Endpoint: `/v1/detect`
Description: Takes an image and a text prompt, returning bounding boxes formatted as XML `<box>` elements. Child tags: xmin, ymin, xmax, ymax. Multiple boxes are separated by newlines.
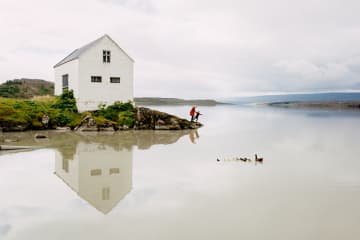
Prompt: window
<box><xmin>110</xmin><ymin>77</ymin><xmax>120</xmax><ymax>83</ymax></box>
<box><xmin>90</xmin><ymin>169</ymin><xmax>102</xmax><ymax>176</ymax></box>
<box><xmin>102</xmin><ymin>188</ymin><xmax>110</xmax><ymax>200</ymax></box>
<box><xmin>91</xmin><ymin>76</ymin><xmax>102</xmax><ymax>83</ymax></box>
<box><xmin>62</xmin><ymin>74</ymin><xmax>69</xmax><ymax>91</ymax></box>
<box><xmin>109</xmin><ymin>168</ymin><xmax>120</xmax><ymax>175</ymax></box>
<box><xmin>103</xmin><ymin>50</ymin><xmax>111</xmax><ymax>63</ymax></box>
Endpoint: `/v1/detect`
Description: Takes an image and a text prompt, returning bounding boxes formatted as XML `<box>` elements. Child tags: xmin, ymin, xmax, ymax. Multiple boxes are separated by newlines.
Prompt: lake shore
<box><xmin>263</xmin><ymin>101</ymin><xmax>360</xmax><ymax>110</ymax></box>
<box><xmin>134</xmin><ymin>97</ymin><xmax>228</xmax><ymax>106</ymax></box>
<box><xmin>0</xmin><ymin>91</ymin><xmax>202</xmax><ymax>132</ymax></box>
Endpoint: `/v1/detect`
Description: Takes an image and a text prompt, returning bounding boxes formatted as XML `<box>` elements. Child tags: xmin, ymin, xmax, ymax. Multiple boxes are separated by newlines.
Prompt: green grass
<box><xmin>0</xmin><ymin>90</ymin><xmax>135</xmax><ymax>131</ymax></box>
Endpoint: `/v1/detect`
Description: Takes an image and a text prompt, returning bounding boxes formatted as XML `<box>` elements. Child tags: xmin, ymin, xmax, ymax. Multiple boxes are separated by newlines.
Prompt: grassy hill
<box><xmin>0</xmin><ymin>78</ymin><xmax>54</xmax><ymax>98</ymax></box>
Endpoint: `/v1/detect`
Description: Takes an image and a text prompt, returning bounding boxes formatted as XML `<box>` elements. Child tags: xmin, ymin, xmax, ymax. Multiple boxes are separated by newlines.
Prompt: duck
<box><xmin>255</xmin><ymin>154</ymin><xmax>263</xmax><ymax>162</ymax></box>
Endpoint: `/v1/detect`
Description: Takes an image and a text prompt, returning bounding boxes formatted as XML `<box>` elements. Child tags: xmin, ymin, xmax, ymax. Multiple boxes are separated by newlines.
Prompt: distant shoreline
<box><xmin>134</xmin><ymin>97</ymin><xmax>229</xmax><ymax>106</ymax></box>
<box><xmin>263</xmin><ymin>101</ymin><xmax>360</xmax><ymax>110</ymax></box>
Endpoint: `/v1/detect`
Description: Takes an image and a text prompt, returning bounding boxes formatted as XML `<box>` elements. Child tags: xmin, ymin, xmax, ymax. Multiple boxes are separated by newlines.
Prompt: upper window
<box><xmin>102</xmin><ymin>187</ymin><xmax>110</xmax><ymax>200</ymax></box>
<box><xmin>103</xmin><ymin>50</ymin><xmax>111</xmax><ymax>63</ymax></box>
<box><xmin>110</xmin><ymin>77</ymin><xmax>120</xmax><ymax>83</ymax></box>
<box><xmin>91</xmin><ymin>76</ymin><xmax>102</xmax><ymax>83</ymax></box>
<box><xmin>62</xmin><ymin>74</ymin><xmax>69</xmax><ymax>91</ymax></box>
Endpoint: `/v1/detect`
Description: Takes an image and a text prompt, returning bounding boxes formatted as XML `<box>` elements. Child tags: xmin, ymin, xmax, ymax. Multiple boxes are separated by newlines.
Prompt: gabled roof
<box><xmin>54</xmin><ymin>34</ymin><xmax>134</xmax><ymax>68</ymax></box>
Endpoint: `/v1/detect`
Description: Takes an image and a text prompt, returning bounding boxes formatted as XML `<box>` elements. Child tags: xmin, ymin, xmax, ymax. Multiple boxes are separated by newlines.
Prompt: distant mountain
<box><xmin>0</xmin><ymin>79</ymin><xmax>54</xmax><ymax>98</ymax></box>
<box><xmin>134</xmin><ymin>97</ymin><xmax>226</xmax><ymax>106</ymax></box>
<box><xmin>228</xmin><ymin>92</ymin><xmax>360</xmax><ymax>104</ymax></box>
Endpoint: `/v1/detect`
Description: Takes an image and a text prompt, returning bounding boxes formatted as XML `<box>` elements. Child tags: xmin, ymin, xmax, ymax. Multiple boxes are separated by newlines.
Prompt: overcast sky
<box><xmin>1</xmin><ymin>0</ymin><xmax>360</xmax><ymax>98</ymax></box>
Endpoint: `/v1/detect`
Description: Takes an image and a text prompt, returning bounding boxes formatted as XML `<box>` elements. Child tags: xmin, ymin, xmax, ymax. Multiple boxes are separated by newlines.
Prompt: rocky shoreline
<box><xmin>0</xmin><ymin>107</ymin><xmax>202</xmax><ymax>132</ymax></box>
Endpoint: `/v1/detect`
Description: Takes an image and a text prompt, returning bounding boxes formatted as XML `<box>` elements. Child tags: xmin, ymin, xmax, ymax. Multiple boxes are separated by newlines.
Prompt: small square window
<box><xmin>91</xmin><ymin>76</ymin><xmax>102</xmax><ymax>83</ymax></box>
<box><xmin>103</xmin><ymin>50</ymin><xmax>111</xmax><ymax>63</ymax></box>
<box><xmin>110</xmin><ymin>77</ymin><xmax>120</xmax><ymax>83</ymax></box>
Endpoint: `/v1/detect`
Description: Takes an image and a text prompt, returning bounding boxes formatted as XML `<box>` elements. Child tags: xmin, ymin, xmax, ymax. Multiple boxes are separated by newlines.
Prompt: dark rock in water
<box><xmin>34</xmin><ymin>134</ymin><xmax>48</xmax><ymax>139</ymax></box>
<box><xmin>134</xmin><ymin>107</ymin><xmax>202</xmax><ymax>130</ymax></box>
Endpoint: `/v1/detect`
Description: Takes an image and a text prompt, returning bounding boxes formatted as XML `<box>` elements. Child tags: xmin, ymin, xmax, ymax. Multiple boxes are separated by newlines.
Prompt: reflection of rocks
<box><xmin>134</xmin><ymin>130</ymin><xmax>193</xmax><ymax>149</ymax></box>
<box><xmin>0</xmin><ymin>129</ymin><xmax>194</xmax><ymax>157</ymax></box>
<box><xmin>135</xmin><ymin>107</ymin><xmax>202</xmax><ymax>130</ymax></box>
<box><xmin>2</xmin><ymin>129</ymin><xmax>199</xmax><ymax>213</ymax></box>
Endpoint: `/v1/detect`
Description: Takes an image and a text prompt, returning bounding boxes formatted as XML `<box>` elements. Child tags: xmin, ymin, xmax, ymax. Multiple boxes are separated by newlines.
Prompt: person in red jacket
<box><xmin>189</xmin><ymin>106</ymin><xmax>196</xmax><ymax>122</ymax></box>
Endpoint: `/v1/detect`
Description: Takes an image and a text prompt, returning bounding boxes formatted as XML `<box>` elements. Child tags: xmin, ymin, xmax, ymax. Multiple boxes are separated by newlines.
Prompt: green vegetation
<box><xmin>0</xmin><ymin>90</ymin><xmax>135</xmax><ymax>131</ymax></box>
<box><xmin>0</xmin><ymin>79</ymin><xmax>54</xmax><ymax>98</ymax></box>
<box><xmin>94</xmin><ymin>101</ymin><xmax>135</xmax><ymax>128</ymax></box>
<box><xmin>0</xmin><ymin>81</ymin><xmax>21</xmax><ymax>98</ymax></box>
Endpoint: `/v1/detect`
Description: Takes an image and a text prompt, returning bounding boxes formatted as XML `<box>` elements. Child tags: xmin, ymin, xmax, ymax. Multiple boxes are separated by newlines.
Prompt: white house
<box><xmin>55</xmin><ymin>141</ymin><xmax>133</xmax><ymax>214</ymax></box>
<box><xmin>54</xmin><ymin>34</ymin><xmax>134</xmax><ymax>112</ymax></box>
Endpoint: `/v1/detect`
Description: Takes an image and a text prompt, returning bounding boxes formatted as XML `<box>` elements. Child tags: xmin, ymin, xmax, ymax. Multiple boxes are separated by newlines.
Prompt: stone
<box><xmin>156</xmin><ymin>119</ymin><xmax>165</xmax><ymax>125</ymax></box>
<box><xmin>155</xmin><ymin>125</ymin><xmax>170</xmax><ymax>130</ymax></box>
<box><xmin>134</xmin><ymin>107</ymin><xmax>203</xmax><ymax>130</ymax></box>
<box><xmin>98</xmin><ymin>127</ymin><xmax>115</xmax><ymax>132</ymax></box>
<box><xmin>34</xmin><ymin>134</ymin><xmax>48</xmax><ymax>139</ymax></box>
<box><xmin>56</xmin><ymin>127</ymin><xmax>71</xmax><ymax>131</ymax></box>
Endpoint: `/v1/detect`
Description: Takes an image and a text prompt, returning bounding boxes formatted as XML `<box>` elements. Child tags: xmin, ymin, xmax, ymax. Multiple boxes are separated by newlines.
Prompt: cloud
<box><xmin>0</xmin><ymin>0</ymin><xmax>360</xmax><ymax>97</ymax></box>
<box><xmin>99</xmin><ymin>0</ymin><xmax>157</xmax><ymax>13</ymax></box>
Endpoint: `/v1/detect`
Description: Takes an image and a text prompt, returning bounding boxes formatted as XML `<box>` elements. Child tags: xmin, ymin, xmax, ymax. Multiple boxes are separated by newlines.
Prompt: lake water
<box><xmin>1</xmin><ymin>105</ymin><xmax>360</xmax><ymax>240</ymax></box>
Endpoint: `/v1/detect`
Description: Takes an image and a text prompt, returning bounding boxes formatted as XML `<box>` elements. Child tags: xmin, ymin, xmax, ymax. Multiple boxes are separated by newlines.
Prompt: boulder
<box><xmin>34</xmin><ymin>133</ymin><xmax>48</xmax><ymax>139</ymax></box>
<box><xmin>134</xmin><ymin>107</ymin><xmax>202</xmax><ymax>130</ymax></box>
<box><xmin>75</xmin><ymin>115</ymin><xmax>98</xmax><ymax>131</ymax></box>
<box><xmin>75</xmin><ymin>115</ymin><xmax>116</xmax><ymax>131</ymax></box>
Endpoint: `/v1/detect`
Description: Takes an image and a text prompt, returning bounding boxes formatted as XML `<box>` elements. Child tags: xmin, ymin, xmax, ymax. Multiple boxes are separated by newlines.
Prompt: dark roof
<box><xmin>54</xmin><ymin>34</ymin><xmax>134</xmax><ymax>68</ymax></box>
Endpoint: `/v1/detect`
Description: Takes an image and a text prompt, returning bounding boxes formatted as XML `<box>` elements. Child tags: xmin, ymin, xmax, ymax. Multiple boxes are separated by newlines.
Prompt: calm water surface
<box><xmin>1</xmin><ymin>105</ymin><xmax>360</xmax><ymax>240</ymax></box>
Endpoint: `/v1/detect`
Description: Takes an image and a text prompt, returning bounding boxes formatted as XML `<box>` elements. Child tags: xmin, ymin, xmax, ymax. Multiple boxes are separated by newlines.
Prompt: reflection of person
<box><xmin>189</xmin><ymin>130</ymin><xmax>200</xmax><ymax>144</ymax></box>
<box><xmin>189</xmin><ymin>106</ymin><xmax>196</xmax><ymax>122</ymax></box>
<box><xmin>194</xmin><ymin>111</ymin><xmax>202</xmax><ymax>122</ymax></box>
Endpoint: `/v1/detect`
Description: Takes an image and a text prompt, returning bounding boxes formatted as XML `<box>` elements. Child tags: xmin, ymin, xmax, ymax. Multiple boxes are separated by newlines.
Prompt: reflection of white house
<box><xmin>55</xmin><ymin>142</ymin><xmax>132</xmax><ymax>214</ymax></box>
<box><xmin>54</xmin><ymin>34</ymin><xmax>134</xmax><ymax>112</ymax></box>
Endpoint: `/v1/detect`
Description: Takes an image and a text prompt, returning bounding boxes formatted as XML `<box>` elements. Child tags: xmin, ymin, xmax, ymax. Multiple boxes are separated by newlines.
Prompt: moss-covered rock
<box><xmin>134</xmin><ymin>107</ymin><xmax>202</xmax><ymax>130</ymax></box>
